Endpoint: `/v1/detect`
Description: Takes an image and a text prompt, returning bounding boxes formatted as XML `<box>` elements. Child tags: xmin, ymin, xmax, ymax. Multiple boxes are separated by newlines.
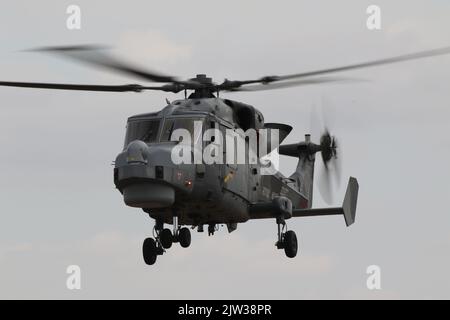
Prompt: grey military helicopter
<box><xmin>1</xmin><ymin>45</ymin><xmax>450</xmax><ymax>265</ymax></box>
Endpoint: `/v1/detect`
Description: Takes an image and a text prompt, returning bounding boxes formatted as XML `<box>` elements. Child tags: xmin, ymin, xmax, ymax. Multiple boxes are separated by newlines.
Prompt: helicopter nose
<box><xmin>114</xmin><ymin>140</ymin><xmax>176</xmax><ymax>208</ymax></box>
<box><xmin>123</xmin><ymin>181</ymin><xmax>175</xmax><ymax>209</ymax></box>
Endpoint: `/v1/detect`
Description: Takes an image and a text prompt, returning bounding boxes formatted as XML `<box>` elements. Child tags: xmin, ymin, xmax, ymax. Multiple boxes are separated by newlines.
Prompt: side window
<box><xmin>160</xmin><ymin>119</ymin><xmax>175</xmax><ymax>142</ymax></box>
<box><xmin>160</xmin><ymin>118</ymin><xmax>203</xmax><ymax>142</ymax></box>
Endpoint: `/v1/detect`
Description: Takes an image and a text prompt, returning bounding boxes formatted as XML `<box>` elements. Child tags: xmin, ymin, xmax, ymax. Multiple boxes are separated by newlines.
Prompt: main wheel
<box><xmin>178</xmin><ymin>227</ymin><xmax>191</xmax><ymax>248</ymax></box>
<box><xmin>283</xmin><ymin>230</ymin><xmax>298</xmax><ymax>258</ymax></box>
<box><xmin>142</xmin><ymin>238</ymin><xmax>157</xmax><ymax>265</ymax></box>
<box><xmin>160</xmin><ymin>228</ymin><xmax>173</xmax><ymax>249</ymax></box>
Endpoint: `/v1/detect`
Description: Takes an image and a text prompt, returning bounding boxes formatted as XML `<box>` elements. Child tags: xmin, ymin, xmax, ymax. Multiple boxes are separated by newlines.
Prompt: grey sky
<box><xmin>0</xmin><ymin>0</ymin><xmax>449</xmax><ymax>299</ymax></box>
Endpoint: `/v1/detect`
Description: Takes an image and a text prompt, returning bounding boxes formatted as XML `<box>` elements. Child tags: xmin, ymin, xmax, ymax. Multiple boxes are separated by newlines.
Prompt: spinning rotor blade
<box><xmin>221</xmin><ymin>46</ymin><xmax>450</xmax><ymax>92</ymax></box>
<box><xmin>225</xmin><ymin>77</ymin><xmax>356</xmax><ymax>92</ymax></box>
<box><xmin>310</xmin><ymin>97</ymin><xmax>343</xmax><ymax>205</ymax></box>
<box><xmin>333</xmin><ymin>138</ymin><xmax>342</xmax><ymax>186</ymax></box>
<box><xmin>319</xmin><ymin>162</ymin><xmax>333</xmax><ymax>204</ymax></box>
<box><xmin>276</xmin><ymin>46</ymin><xmax>450</xmax><ymax>81</ymax></box>
<box><xmin>0</xmin><ymin>81</ymin><xmax>179</xmax><ymax>93</ymax></box>
<box><xmin>318</xmin><ymin>141</ymin><xmax>342</xmax><ymax>205</ymax></box>
<box><xmin>318</xmin><ymin>133</ymin><xmax>341</xmax><ymax>205</ymax></box>
<box><xmin>30</xmin><ymin>45</ymin><xmax>187</xmax><ymax>84</ymax></box>
<box><xmin>2</xmin><ymin>44</ymin><xmax>449</xmax><ymax>95</ymax></box>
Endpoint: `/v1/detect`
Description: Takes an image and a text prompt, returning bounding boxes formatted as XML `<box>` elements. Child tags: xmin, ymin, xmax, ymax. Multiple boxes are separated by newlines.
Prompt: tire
<box><xmin>142</xmin><ymin>238</ymin><xmax>157</xmax><ymax>265</ymax></box>
<box><xmin>178</xmin><ymin>227</ymin><xmax>191</xmax><ymax>248</ymax></box>
<box><xmin>284</xmin><ymin>230</ymin><xmax>298</xmax><ymax>258</ymax></box>
<box><xmin>160</xmin><ymin>228</ymin><xmax>173</xmax><ymax>249</ymax></box>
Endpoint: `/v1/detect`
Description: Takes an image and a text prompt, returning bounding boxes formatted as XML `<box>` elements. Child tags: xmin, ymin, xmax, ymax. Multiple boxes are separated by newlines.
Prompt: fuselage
<box><xmin>114</xmin><ymin>97</ymin><xmax>308</xmax><ymax>227</ymax></box>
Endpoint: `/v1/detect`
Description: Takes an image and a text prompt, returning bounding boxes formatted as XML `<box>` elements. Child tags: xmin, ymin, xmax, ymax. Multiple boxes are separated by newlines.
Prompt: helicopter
<box><xmin>1</xmin><ymin>45</ymin><xmax>450</xmax><ymax>265</ymax></box>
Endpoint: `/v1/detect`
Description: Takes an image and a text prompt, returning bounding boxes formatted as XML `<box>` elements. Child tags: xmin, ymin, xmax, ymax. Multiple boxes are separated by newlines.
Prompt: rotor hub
<box><xmin>187</xmin><ymin>74</ymin><xmax>217</xmax><ymax>99</ymax></box>
<box><xmin>191</xmin><ymin>74</ymin><xmax>213</xmax><ymax>85</ymax></box>
<box><xmin>320</xmin><ymin>132</ymin><xmax>337</xmax><ymax>164</ymax></box>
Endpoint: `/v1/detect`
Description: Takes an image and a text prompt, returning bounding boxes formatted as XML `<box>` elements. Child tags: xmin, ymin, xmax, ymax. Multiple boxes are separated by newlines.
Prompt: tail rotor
<box><xmin>311</xmin><ymin>97</ymin><xmax>342</xmax><ymax>204</ymax></box>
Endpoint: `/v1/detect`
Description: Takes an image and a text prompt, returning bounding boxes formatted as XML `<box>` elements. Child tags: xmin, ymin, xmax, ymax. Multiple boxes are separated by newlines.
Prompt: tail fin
<box><xmin>342</xmin><ymin>177</ymin><xmax>359</xmax><ymax>226</ymax></box>
<box><xmin>291</xmin><ymin>177</ymin><xmax>359</xmax><ymax>227</ymax></box>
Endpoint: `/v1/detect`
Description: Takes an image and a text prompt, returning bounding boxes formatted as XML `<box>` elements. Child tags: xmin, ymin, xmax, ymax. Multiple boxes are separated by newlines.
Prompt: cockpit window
<box><xmin>124</xmin><ymin>119</ymin><xmax>161</xmax><ymax>146</ymax></box>
<box><xmin>160</xmin><ymin>117</ymin><xmax>203</xmax><ymax>142</ymax></box>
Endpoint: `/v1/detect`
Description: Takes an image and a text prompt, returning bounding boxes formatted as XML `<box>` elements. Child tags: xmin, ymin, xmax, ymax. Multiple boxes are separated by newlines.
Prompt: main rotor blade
<box><xmin>275</xmin><ymin>46</ymin><xmax>450</xmax><ymax>81</ymax></box>
<box><xmin>226</xmin><ymin>77</ymin><xmax>354</xmax><ymax>92</ymax></box>
<box><xmin>0</xmin><ymin>81</ymin><xmax>168</xmax><ymax>92</ymax></box>
<box><xmin>223</xmin><ymin>46</ymin><xmax>450</xmax><ymax>91</ymax></box>
<box><xmin>30</xmin><ymin>45</ymin><xmax>184</xmax><ymax>84</ymax></box>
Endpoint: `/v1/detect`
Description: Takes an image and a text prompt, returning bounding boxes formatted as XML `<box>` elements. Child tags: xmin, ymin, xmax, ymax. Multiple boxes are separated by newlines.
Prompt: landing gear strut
<box><xmin>142</xmin><ymin>215</ymin><xmax>192</xmax><ymax>265</ymax></box>
<box><xmin>275</xmin><ymin>216</ymin><xmax>298</xmax><ymax>258</ymax></box>
<box><xmin>172</xmin><ymin>215</ymin><xmax>191</xmax><ymax>248</ymax></box>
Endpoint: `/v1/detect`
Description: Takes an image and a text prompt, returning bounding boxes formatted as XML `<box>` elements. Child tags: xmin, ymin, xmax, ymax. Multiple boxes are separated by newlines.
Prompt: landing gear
<box><xmin>275</xmin><ymin>216</ymin><xmax>299</xmax><ymax>258</ymax></box>
<box><xmin>172</xmin><ymin>215</ymin><xmax>191</xmax><ymax>248</ymax></box>
<box><xmin>142</xmin><ymin>220</ymin><xmax>165</xmax><ymax>265</ymax></box>
<box><xmin>178</xmin><ymin>227</ymin><xmax>191</xmax><ymax>248</ymax></box>
<box><xmin>283</xmin><ymin>230</ymin><xmax>298</xmax><ymax>258</ymax></box>
<box><xmin>160</xmin><ymin>228</ymin><xmax>173</xmax><ymax>249</ymax></box>
<box><xmin>142</xmin><ymin>215</ymin><xmax>192</xmax><ymax>265</ymax></box>
<box><xmin>142</xmin><ymin>238</ymin><xmax>157</xmax><ymax>265</ymax></box>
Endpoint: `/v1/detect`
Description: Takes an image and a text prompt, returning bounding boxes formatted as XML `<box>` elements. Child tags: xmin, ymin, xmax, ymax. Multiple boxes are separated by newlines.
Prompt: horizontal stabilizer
<box><xmin>292</xmin><ymin>177</ymin><xmax>359</xmax><ymax>226</ymax></box>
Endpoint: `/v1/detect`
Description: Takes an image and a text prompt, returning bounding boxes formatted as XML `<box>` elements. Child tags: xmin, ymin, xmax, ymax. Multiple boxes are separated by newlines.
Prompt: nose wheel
<box><xmin>160</xmin><ymin>228</ymin><xmax>173</xmax><ymax>249</ymax></box>
<box><xmin>275</xmin><ymin>217</ymin><xmax>299</xmax><ymax>258</ymax></box>
<box><xmin>142</xmin><ymin>215</ymin><xmax>192</xmax><ymax>265</ymax></box>
<box><xmin>178</xmin><ymin>227</ymin><xmax>191</xmax><ymax>248</ymax></box>
<box><xmin>142</xmin><ymin>238</ymin><xmax>162</xmax><ymax>265</ymax></box>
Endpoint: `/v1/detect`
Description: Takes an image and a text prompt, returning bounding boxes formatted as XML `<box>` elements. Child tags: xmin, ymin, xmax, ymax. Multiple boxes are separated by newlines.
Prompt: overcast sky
<box><xmin>0</xmin><ymin>0</ymin><xmax>449</xmax><ymax>299</ymax></box>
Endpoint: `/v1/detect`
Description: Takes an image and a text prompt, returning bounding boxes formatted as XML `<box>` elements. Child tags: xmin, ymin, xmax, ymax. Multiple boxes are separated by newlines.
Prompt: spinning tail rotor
<box><xmin>310</xmin><ymin>97</ymin><xmax>342</xmax><ymax>205</ymax></box>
